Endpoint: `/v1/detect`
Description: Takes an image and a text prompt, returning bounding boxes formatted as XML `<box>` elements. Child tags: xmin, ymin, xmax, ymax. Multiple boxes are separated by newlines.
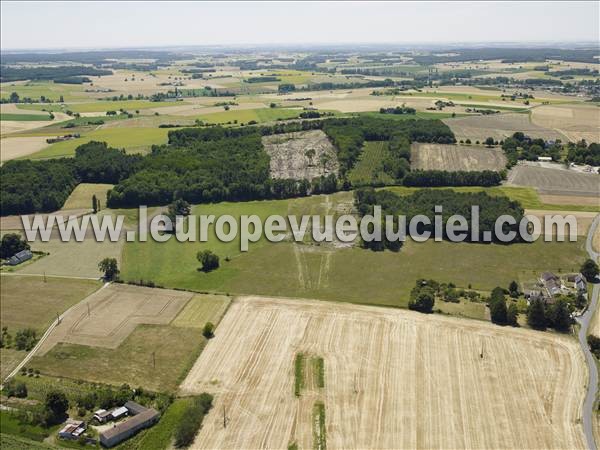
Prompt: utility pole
<box><xmin>152</xmin><ymin>351</ymin><xmax>156</xmax><ymax>369</ymax></box>
<box><xmin>223</xmin><ymin>405</ymin><xmax>227</xmax><ymax>428</ymax></box>
<box><xmin>43</xmin><ymin>272</ymin><xmax>47</xmax><ymax>283</ymax></box>
<box><xmin>87</xmin><ymin>303</ymin><xmax>90</xmax><ymax>317</ymax></box>
<box><xmin>480</xmin><ymin>341</ymin><xmax>484</xmax><ymax>359</ymax></box>
<box><xmin>56</xmin><ymin>312</ymin><xmax>60</xmax><ymax>325</ymax></box>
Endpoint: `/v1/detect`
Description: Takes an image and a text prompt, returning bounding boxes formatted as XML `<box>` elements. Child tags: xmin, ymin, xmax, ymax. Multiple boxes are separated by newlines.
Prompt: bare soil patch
<box><xmin>411</xmin><ymin>143</ymin><xmax>506</xmax><ymax>171</ymax></box>
<box><xmin>531</xmin><ymin>104</ymin><xmax>600</xmax><ymax>143</ymax></box>
<box><xmin>262</xmin><ymin>130</ymin><xmax>338</xmax><ymax>180</ymax></box>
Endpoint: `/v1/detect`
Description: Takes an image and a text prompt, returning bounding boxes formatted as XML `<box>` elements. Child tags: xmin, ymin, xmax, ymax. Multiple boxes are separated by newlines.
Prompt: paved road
<box><xmin>576</xmin><ymin>213</ymin><xmax>600</xmax><ymax>450</ymax></box>
<box><xmin>2</xmin><ymin>281</ymin><xmax>110</xmax><ymax>384</ymax></box>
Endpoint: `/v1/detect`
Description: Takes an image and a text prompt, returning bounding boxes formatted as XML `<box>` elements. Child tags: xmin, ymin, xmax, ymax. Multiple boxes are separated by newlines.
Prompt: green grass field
<box><xmin>197</xmin><ymin>107</ymin><xmax>301</xmax><ymax>124</ymax></box>
<box><xmin>26</xmin><ymin>127</ymin><xmax>170</xmax><ymax>159</ymax></box>
<box><xmin>171</xmin><ymin>294</ymin><xmax>231</xmax><ymax>329</ymax></box>
<box><xmin>62</xmin><ymin>183</ymin><xmax>115</xmax><ymax>210</ymax></box>
<box><xmin>0</xmin><ymin>413</ymin><xmax>54</xmax><ymax>444</ymax></box>
<box><xmin>348</xmin><ymin>141</ymin><xmax>394</xmax><ymax>186</ymax></box>
<box><xmin>1</xmin><ymin>81</ymin><xmax>89</xmax><ymax>102</ymax></box>
<box><xmin>120</xmin><ymin>191</ymin><xmax>588</xmax><ymax>308</ymax></box>
<box><xmin>0</xmin><ymin>275</ymin><xmax>100</xmax><ymax>335</ymax></box>
<box><xmin>0</xmin><ymin>433</ymin><xmax>56</xmax><ymax>450</ymax></box>
<box><xmin>0</xmin><ymin>113</ymin><xmax>53</xmax><ymax>121</ymax></box>
<box><xmin>0</xmin><ymin>348</ymin><xmax>26</xmax><ymax>380</ymax></box>
<box><xmin>30</xmin><ymin>324</ymin><xmax>205</xmax><ymax>392</ymax></box>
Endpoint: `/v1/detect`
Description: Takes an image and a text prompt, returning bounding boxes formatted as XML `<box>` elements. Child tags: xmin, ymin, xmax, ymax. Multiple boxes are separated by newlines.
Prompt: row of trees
<box><xmin>403</xmin><ymin>170</ymin><xmax>505</xmax><ymax>187</ymax></box>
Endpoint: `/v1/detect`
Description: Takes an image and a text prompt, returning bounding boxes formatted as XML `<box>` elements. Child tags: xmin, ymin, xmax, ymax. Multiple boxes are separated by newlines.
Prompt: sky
<box><xmin>1</xmin><ymin>1</ymin><xmax>599</xmax><ymax>50</ymax></box>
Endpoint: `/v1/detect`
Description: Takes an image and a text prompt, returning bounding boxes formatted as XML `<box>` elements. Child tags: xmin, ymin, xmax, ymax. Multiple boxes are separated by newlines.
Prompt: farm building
<box><xmin>58</xmin><ymin>419</ymin><xmax>86</xmax><ymax>440</ymax></box>
<box><xmin>124</xmin><ymin>400</ymin><xmax>147</xmax><ymax>416</ymax></box>
<box><xmin>93</xmin><ymin>409</ymin><xmax>112</xmax><ymax>423</ymax></box>
<box><xmin>6</xmin><ymin>249</ymin><xmax>32</xmax><ymax>266</ymax></box>
<box><xmin>99</xmin><ymin>408</ymin><xmax>160</xmax><ymax>448</ymax></box>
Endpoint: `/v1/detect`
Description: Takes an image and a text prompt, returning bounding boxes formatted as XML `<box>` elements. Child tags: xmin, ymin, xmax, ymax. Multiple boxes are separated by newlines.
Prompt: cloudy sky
<box><xmin>1</xmin><ymin>1</ymin><xmax>598</xmax><ymax>50</ymax></box>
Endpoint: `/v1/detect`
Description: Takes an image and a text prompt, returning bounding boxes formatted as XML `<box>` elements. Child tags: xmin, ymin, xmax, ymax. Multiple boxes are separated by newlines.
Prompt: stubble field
<box><xmin>181</xmin><ymin>296</ymin><xmax>587</xmax><ymax>450</ymax></box>
<box><xmin>411</xmin><ymin>143</ymin><xmax>507</xmax><ymax>171</ymax></box>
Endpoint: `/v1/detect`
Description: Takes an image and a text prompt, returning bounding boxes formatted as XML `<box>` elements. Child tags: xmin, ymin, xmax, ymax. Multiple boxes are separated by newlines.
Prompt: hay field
<box><xmin>0</xmin><ymin>348</ymin><xmax>25</xmax><ymax>380</ymax></box>
<box><xmin>443</xmin><ymin>113</ymin><xmax>566</xmax><ymax>142</ymax></box>
<box><xmin>262</xmin><ymin>130</ymin><xmax>338</xmax><ymax>180</ymax></box>
<box><xmin>531</xmin><ymin>104</ymin><xmax>600</xmax><ymax>143</ymax></box>
<box><xmin>36</xmin><ymin>283</ymin><xmax>192</xmax><ymax>354</ymax></box>
<box><xmin>411</xmin><ymin>143</ymin><xmax>507</xmax><ymax>171</ymax></box>
<box><xmin>61</xmin><ymin>183</ymin><xmax>114</xmax><ymax>210</ymax></box>
<box><xmin>0</xmin><ymin>136</ymin><xmax>50</xmax><ymax>162</ymax></box>
<box><xmin>507</xmin><ymin>165</ymin><xmax>600</xmax><ymax>197</ymax></box>
<box><xmin>0</xmin><ymin>274</ymin><xmax>100</xmax><ymax>334</ymax></box>
<box><xmin>182</xmin><ymin>296</ymin><xmax>586</xmax><ymax>450</ymax></box>
<box><xmin>171</xmin><ymin>294</ymin><xmax>231</xmax><ymax>329</ymax></box>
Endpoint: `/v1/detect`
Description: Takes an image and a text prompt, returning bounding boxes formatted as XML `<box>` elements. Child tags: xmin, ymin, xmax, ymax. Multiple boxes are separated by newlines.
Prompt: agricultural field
<box><xmin>25</xmin><ymin>127</ymin><xmax>170</xmax><ymax>159</ymax></box>
<box><xmin>28</xmin><ymin>284</ymin><xmax>231</xmax><ymax>392</ymax></box>
<box><xmin>36</xmin><ymin>283</ymin><xmax>192</xmax><ymax>353</ymax></box>
<box><xmin>262</xmin><ymin>130</ymin><xmax>339</xmax><ymax>180</ymax></box>
<box><xmin>61</xmin><ymin>183</ymin><xmax>114</xmax><ymax>210</ymax></box>
<box><xmin>506</xmin><ymin>164</ymin><xmax>600</xmax><ymax>197</ymax></box>
<box><xmin>196</xmin><ymin>107</ymin><xmax>301</xmax><ymax>124</ymax></box>
<box><xmin>0</xmin><ymin>274</ymin><xmax>100</xmax><ymax>335</ymax></box>
<box><xmin>171</xmin><ymin>294</ymin><xmax>231</xmax><ymax>329</ymax></box>
<box><xmin>18</xmin><ymin>99</ymin><xmax>187</xmax><ymax>114</ymax></box>
<box><xmin>411</xmin><ymin>143</ymin><xmax>507</xmax><ymax>172</ymax></box>
<box><xmin>348</xmin><ymin>141</ymin><xmax>394</xmax><ymax>186</ymax></box>
<box><xmin>443</xmin><ymin>113</ymin><xmax>566</xmax><ymax>142</ymax></box>
<box><xmin>120</xmin><ymin>191</ymin><xmax>588</xmax><ymax>307</ymax></box>
<box><xmin>531</xmin><ymin>103</ymin><xmax>600</xmax><ymax>142</ymax></box>
<box><xmin>0</xmin><ymin>136</ymin><xmax>51</xmax><ymax>162</ymax></box>
<box><xmin>181</xmin><ymin>296</ymin><xmax>586</xmax><ymax>450</ymax></box>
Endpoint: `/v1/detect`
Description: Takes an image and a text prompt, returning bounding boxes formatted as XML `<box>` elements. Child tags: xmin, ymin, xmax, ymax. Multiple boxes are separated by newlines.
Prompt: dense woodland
<box><xmin>354</xmin><ymin>187</ymin><xmax>525</xmax><ymax>250</ymax></box>
<box><xmin>0</xmin><ymin>66</ymin><xmax>112</xmax><ymax>82</ymax></box>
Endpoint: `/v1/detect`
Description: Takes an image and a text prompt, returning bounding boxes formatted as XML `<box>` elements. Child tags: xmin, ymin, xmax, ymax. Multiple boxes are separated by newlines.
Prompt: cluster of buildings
<box><xmin>57</xmin><ymin>400</ymin><xmax>160</xmax><ymax>448</ymax></box>
<box><xmin>527</xmin><ymin>271</ymin><xmax>587</xmax><ymax>305</ymax></box>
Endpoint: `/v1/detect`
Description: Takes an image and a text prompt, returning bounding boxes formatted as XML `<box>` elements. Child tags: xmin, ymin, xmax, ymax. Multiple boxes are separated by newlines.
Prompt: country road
<box><xmin>576</xmin><ymin>213</ymin><xmax>600</xmax><ymax>450</ymax></box>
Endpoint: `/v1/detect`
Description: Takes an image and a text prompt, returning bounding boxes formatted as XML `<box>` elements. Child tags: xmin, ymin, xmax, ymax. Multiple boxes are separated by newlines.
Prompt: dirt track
<box><xmin>181</xmin><ymin>296</ymin><xmax>586</xmax><ymax>450</ymax></box>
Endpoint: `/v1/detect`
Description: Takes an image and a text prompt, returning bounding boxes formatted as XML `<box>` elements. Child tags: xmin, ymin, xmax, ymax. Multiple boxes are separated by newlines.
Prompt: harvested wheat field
<box><xmin>411</xmin><ymin>143</ymin><xmax>506</xmax><ymax>171</ymax></box>
<box><xmin>37</xmin><ymin>283</ymin><xmax>192</xmax><ymax>355</ymax></box>
<box><xmin>181</xmin><ymin>296</ymin><xmax>586</xmax><ymax>450</ymax></box>
<box><xmin>531</xmin><ymin>104</ymin><xmax>600</xmax><ymax>143</ymax></box>
<box><xmin>262</xmin><ymin>130</ymin><xmax>338</xmax><ymax>180</ymax></box>
<box><xmin>443</xmin><ymin>113</ymin><xmax>566</xmax><ymax>142</ymax></box>
<box><xmin>507</xmin><ymin>165</ymin><xmax>600</xmax><ymax>197</ymax></box>
<box><xmin>0</xmin><ymin>136</ymin><xmax>50</xmax><ymax>162</ymax></box>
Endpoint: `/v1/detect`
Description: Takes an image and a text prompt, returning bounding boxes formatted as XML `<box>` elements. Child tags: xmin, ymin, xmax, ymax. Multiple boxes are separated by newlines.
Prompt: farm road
<box><xmin>1</xmin><ymin>281</ymin><xmax>110</xmax><ymax>384</ymax></box>
<box><xmin>576</xmin><ymin>213</ymin><xmax>600</xmax><ymax>450</ymax></box>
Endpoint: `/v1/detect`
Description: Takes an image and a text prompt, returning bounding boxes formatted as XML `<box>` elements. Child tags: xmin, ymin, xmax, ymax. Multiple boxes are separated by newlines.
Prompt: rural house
<box><xmin>566</xmin><ymin>273</ymin><xmax>587</xmax><ymax>293</ymax></box>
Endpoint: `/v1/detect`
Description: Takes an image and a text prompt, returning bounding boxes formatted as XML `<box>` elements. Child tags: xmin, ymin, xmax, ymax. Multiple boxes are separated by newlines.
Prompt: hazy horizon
<box><xmin>1</xmin><ymin>1</ymin><xmax>599</xmax><ymax>51</ymax></box>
